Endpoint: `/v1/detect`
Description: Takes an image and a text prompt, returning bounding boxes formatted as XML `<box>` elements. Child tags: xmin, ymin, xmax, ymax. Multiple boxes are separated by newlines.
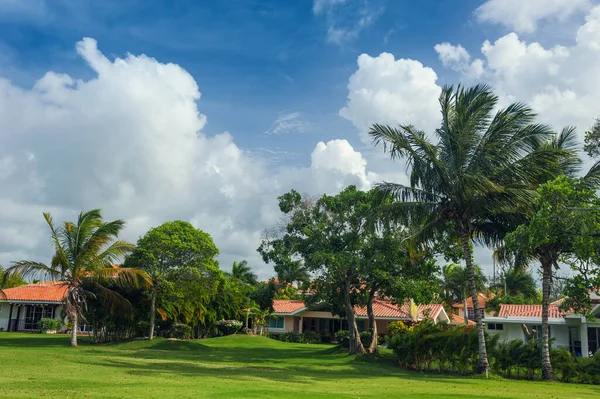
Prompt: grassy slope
<box><xmin>0</xmin><ymin>333</ymin><xmax>598</xmax><ymax>398</ymax></box>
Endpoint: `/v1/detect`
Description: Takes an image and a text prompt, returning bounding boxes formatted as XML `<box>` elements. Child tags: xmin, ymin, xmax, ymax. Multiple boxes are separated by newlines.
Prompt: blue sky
<box><xmin>0</xmin><ymin>0</ymin><xmax>492</xmax><ymax>164</ymax></box>
<box><xmin>1</xmin><ymin>0</ymin><xmax>599</xmax><ymax>277</ymax></box>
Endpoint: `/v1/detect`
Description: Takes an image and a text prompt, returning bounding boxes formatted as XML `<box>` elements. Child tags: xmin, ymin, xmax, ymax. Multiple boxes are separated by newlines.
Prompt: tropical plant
<box><xmin>124</xmin><ymin>220</ymin><xmax>220</xmax><ymax>340</ymax></box>
<box><xmin>440</xmin><ymin>263</ymin><xmax>487</xmax><ymax>324</ymax></box>
<box><xmin>0</xmin><ymin>265</ymin><xmax>26</xmax><ymax>289</ymax></box>
<box><xmin>506</xmin><ymin>176</ymin><xmax>600</xmax><ymax>380</ymax></box>
<box><xmin>369</xmin><ymin>84</ymin><xmax>572</xmax><ymax>372</ymax></box>
<box><xmin>2</xmin><ymin>209</ymin><xmax>150</xmax><ymax>346</ymax></box>
<box><xmin>216</xmin><ymin>319</ymin><xmax>243</xmax><ymax>336</ymax></box>
<box><xmin>231</xmin><ymin>260</ymin><xmax>258</xmax><ymax>285</ymax></box>
<box><xmin>38</xmin><ymin>318</ymin><xmax>61</xmax><ymax>333</ymax></box>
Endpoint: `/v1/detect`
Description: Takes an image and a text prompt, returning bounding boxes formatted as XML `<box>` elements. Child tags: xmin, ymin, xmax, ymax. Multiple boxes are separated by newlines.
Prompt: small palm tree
<box><xmin>2</xmin><ymin>209</ymin><xmax>151</xmax><ymax>346</ymax></box>
<box><xmin>231</xmin><ymin>260</ymin><xmax>258</xmax><ymax>285</ymax></box>
<box><xmin>443</xmin><ymin>263</ymin><xmax>487</xmax><ymax>324</ymax></box>
<box><xmin>370</xmin><ymin>84</ymin><xmax>570</xmax><ymax>372</ymax></box>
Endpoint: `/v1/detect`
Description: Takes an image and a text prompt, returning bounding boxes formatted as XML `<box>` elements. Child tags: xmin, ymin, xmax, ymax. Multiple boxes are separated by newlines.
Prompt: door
<box><xmin>24</xmin><ymin>305</ymin><xmax>54</xmax><ymax>330</ymax></box>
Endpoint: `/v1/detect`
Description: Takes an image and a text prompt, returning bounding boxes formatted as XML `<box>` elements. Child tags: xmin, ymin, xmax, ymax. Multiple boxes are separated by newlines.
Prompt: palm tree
<box><xmin>444</xmin><ymin>263</ymin><xmax>487</xmax><ymax>324</ymax></box>
<box><xmin>2</xmin><ymin>209</ymin><xmax>151</xmax><ymax>346</ymax></box>
<box><xmin>369</xmin><ymin>84</ymin><xmax>570</xmax><ymax>373</ymax></box>
<box><xmin>231</xmin><ymin>260</ymin><xmax>258</xmax><ymax>285</ymax></box>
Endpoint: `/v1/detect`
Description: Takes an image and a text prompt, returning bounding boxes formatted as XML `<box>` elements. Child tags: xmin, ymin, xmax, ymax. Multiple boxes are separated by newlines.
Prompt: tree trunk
<box><xmin>244</xmin><ymin>311</ymin><xmax>249</xmax><ymax>334</ymax></box>
<box><xmin>70</xmin><ymin>313</ymin><xmax>78</xmax><ymax>347</ymax></box>
<box><xmin>367</xmin><ymin>285</ymin><xmax>379</xmax><ymax>354</ymax></box>
<box><xmin>344</xmin><ymin>289</ymin><xmax>365</xmax><ymax>354</ymax></box>
<box><xmin>148</xmin><ymin>287</ymin><xmax>157</xmax><ymax>340</ymax></box>
<box><xmin>541</xmin><ymin>258</ymin><xmax>556</xmax><ymax>381</ymax></box>
<box><xmin>462</xmin><ymin>294</ymin><xmax>469</xmax><ymax>325</ymax></box>
<box><xmin>461</xmin><ymin>233</ymin><xmax>489</xmax><ymax>374</ymax></box>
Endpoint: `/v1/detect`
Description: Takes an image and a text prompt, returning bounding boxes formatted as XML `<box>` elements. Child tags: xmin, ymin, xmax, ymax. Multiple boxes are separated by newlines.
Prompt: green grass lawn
<box><xmin>0</xmin><ymin>333</ymin><xmax>598</xmax><ymax>398</ymax></box>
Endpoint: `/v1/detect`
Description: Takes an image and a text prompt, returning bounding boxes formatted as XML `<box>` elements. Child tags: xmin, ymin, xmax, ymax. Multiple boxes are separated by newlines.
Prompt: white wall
<box><xmin>487</xmin><ymin>322</ymin><xmax>570</xmax><ymax>349</ymax></box>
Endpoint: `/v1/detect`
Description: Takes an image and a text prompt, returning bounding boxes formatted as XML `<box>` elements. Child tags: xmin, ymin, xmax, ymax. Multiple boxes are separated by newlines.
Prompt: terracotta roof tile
<box><xmin>453</xmin><ymin>293</ymin><xmax>494</xmax><ymax>309</ymax></box>
<box><xmin>273</xmin><ymin>298</ymin><xmax>443</xmax><ymax>321</ymax></box>
<box><xmin>272</xmin><ymin>300</ymin><xmax>306</xmax><ymax>314</ymax></box>
<box><xmin>450</xmin><ymin>314</ymin><xmax>476</xmax><ymax>325</ymax></box>
<box><xmin>498</xmin><ymin>304</ymin><xmax>573</xmax><ymax>319</ymax></box>
<box><xmin>0</xmin><ymin>281</ymin><xmax>68</xmax><ymax>303</ymax></box>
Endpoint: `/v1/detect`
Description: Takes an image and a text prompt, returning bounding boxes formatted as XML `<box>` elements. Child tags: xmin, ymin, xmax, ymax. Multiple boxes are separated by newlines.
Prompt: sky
<box><xmin>1</xmin><ymin>0</ymin><xmax>599</xmax><ymax>279</ymax></box>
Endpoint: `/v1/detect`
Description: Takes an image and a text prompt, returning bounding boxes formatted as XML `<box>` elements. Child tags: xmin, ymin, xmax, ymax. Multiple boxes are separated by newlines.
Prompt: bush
<box><xmin>334</xmin><ymin>330</ymin><xmax>350</xmax><ymax>348</ymax></box>
<box><xmin>387</xmin><ymin>321</ymin><xmax>409</xmax><ymax>336</ymax></box>
<box><xmin>38</xmin><ymin>318</ymin><xmax>61</xmax><ymax>333</ymax></box>
<box><xmin>166</xmin><ymin>323</ymin><xmax>192</xmax><ymax>339</ymax></box>
<box><xmin>273</xmin><ymin>331</ymin><xmax>320</xmax><ymax>344</ymax></box>
<box><xmin>216</xmin><ymin>320</ymin><xmax>243</xmax><ymax>336</ymax></box>
<box><xmin>360</xmin><ymin>331</ymin><xmax>372</xmax><ymax>347</ymax></box>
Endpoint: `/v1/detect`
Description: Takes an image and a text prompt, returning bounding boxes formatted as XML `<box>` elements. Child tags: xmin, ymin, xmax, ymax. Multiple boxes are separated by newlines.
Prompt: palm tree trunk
<box><xmin>148</xmin><ymin>287</ymin><xmax>157</xmax><ymax>340</ymax></box>
<box><xmin>541</xmin><ymin>259</ymin><xmax>556</xmax><ymax>380</ymax></box>
<box><xmin>70</xmin><ymin>313</ymin><xmax>78</xmax><ymax>347</ymax></box>
<box><xmin>367</xmin><ymin>285</ymin><xmax>379</xmax><ymax>354</ymax></box>
<box><xmin>461</xmin><ymin>233</ymin><xmax>489</xmax><ymax>373</ymax></box>
<box><xmin>344</xmin><ymin>288</ymin><xmax>365</xmax><ymax>355</ymax></box>
<box><xmin>244</xmin><ymin>310</ymin><xmax>249</xmax><ymax>334</ymax></box>
<box><xmin>463</xmin><ymin>293</ymin><xmax>469</xmax><ymax>325</ymax></box>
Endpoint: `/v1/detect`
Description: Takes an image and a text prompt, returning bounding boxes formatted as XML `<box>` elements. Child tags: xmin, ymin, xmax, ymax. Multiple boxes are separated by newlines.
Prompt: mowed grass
<box><xmin>0</xmin><ymin>333</ymin><xmax>598</xmax><ymax>399</ymax></box>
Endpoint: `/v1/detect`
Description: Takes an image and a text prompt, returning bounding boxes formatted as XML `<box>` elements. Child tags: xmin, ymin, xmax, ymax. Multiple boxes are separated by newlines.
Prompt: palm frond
<box><xmin>5</xmin><ymin>261</ymin><xmax>61</xmax><ymax>282</ymax></box>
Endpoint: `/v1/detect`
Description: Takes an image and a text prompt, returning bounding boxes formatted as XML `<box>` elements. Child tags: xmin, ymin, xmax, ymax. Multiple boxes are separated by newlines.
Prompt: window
<box><xmin>487</xmin><ymin>323</ymin><xmax>504</xmax><ymax>331</ymax></box>
<box><xmin>267</xmin><ymin>317</ymin><xmax>284</xmax><ymax>329</ymax></box>
<box><xmin>467</xmin><ymin>308</ymin><xmax>485</xmax><ymax>321</ymax></box>
<box><xmin>588</xmin><ymin>328</ymin><xmax>600</xmax><ymax>356</ymax></box>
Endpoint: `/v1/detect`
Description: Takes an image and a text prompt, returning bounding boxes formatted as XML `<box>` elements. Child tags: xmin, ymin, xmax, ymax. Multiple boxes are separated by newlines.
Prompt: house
<box><xmin>267</xmin><ymin>299</ymin><xmax>450</xmax><ymax>337</ymax></box>
<box><xmin>452</xmin><ymin>293</ymin><xmax>495</xmax><ymax>322</ymax></box>
<box><xmin>483</xmin><ymin>295</ymin><xmax>600</xmax><ymax>358</ymax></box>
<box><xmin>0</xmin><ymin>281</ymin><xmax>68</xmax><ymax>332</ymax></box>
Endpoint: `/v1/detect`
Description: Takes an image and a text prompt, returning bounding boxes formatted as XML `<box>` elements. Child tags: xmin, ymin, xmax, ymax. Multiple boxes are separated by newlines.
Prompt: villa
<box><xmin>0</xmin><ymin>281</ymin><xmax>68</xmax><ymax>332</ymax></box>
<box><xmin>483</xmin><ymin>293</ymin><xmax>600</xmax><ymax>358</ymax></box>
<box><xmin>267</xmin><ymin>298</ymin><xmax>450</xmax><ymax>337</ymax></box>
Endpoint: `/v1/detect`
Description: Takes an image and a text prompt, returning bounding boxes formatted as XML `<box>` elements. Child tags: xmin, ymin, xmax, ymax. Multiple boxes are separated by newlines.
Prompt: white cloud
<box><xmin>475</xmin><ymin>0</ymin><xmax>591</xmax><ymax>33</ymax></box>
<box><xmin>0</xmin><ymin>38</ymin><xmax>382</xmax><ymax>278</ymax></box>
<box><xmin>265</xmin><ymin>111</ymin><xmax>310</xmax><ymax>135</ymax></box>
<box><xmin>339</xmin><ymin>52</ymin><xmax>441</xmax><ymax>142</ymax></box>
<box><xmin>312</xmin><ymin>0</ymin><xmax>381</xmax><ymax>45</ymax></box>
<box><xmin>434</xmin><ymin>42</ymin><xmax>484</xmax><ymax>79</ymax></box>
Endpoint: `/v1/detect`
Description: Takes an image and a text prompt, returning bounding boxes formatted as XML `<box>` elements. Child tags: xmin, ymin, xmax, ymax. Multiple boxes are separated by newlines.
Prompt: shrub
<box><xmin>387</xmin><ymin>321</ymin><xmax>409</xmax><ymax>336</ymax></box>
<box><xmin>360</xmin><ymin>331</ymin><xmax>372</xmax><ymax>347</ymax></box>
<box><xmin>279</xmin><ymin>332</ymin><xmax>298</xmax><ymax>343</ymax></box>
<box><xmin>299</xmin><ymin>331</ymin><xmax>319</xmax><ymax>344</ymax></box>
<box><xmin>166</xmin><ymin>323</ymin><xmax>192</xmax><ymax>339</ymax></box>
<box><xmin>334</xmin><ymin>330</ymin><xmax>350</xmax><ymax>348</ymax></box>
<box><xmin>216</xmin><ymin>320</ymin><xmax>243</xmax><ymax>336</ymax></box>
<box><xmin>38</xmin><ymin>318</ymin><xmax>61</xmax><ymax>333</ymax></box>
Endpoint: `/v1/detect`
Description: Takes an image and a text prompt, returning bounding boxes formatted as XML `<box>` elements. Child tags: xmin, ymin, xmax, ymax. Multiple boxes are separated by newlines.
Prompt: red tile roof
<box><xmin>273</xmin><ymin>299</ymin><xmax>443</xmax><ymax>321</ymax></box>
<box><xmin>453</xmin><ymin>293</ymin><xmax>494</xmax><ymax>309</ymax></box>
<box><xmin>498</xmin><ymin>304</ymin><xmax>574</xmax><ymax>319</ymax></box>
<box><xmin>0</xmin><ymin>281</ymin><xmax>68</xmax><ymax>303</ymax></box>
<box><xmin>272</xmin><ymin>300</ymin><xmax>306</xmax><ymax>314</ymax></box>
<box><xmin>450</xmin><ymin>314</ymin><xmax>476</xmax><ymax>325</ymax></box>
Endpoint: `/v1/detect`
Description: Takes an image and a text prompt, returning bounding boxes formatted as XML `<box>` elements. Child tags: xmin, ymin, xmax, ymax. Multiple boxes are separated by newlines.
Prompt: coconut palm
<box><xmin>231</xmin><ymin>260</ymin><xmax>258</xmax><ymax>285</ymax></box>
<box><xmin>369</xmin><ymin>84</ymin><xmax>571</xmax><ymax>372</ymax></box>
<box><xmin>443</xmin><ymin>263</ymin><xmax>487</xmax><ymax>324</ymax></box>
<box><xmin>2</xmin><ymin>209</ymin><xmax>151</xmax><ymax>347</ymax></box>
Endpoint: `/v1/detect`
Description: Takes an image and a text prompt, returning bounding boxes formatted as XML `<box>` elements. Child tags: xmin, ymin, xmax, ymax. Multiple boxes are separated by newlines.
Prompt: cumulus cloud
<box><xmin>339</xmin><ymin>52</ymin><xmax>441</xmax><ymax>142</ymax></box>
<box><xmin>475</xmin><ymin>0</ymin><xmax>591</xmax><ymax>33</ymax></box>
<box><xmin>0</xmin><ymin>38</ymin><xmax>379</xmax><ymax>278</ymax></box>
<box><xmin>434</xmin><ymin>42</ymin><xmax>484</xmax><ymax>79</ymax></box>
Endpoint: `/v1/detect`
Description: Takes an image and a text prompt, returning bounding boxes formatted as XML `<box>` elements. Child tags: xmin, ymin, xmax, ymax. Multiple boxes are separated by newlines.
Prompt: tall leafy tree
<box><xmin>584</xmin><ymin>117</ymin><xmax>600</xmax><ymax>159</ymax></box>
<box><xmin>0</xmin><ymin>265</ymin><xmax>26</xmax><ymax>289</ymax></box>
<box><xmin>230</xmin><ymin>260</ymin><xmax>258</xmax><ymax>285</ymax></box>
<box><xmin>506</xmin><ymin>176</ymin><xmax>600</xmax><ymax>379</ymax></box>
<box><xmin>124</xmin><ymin>220</ymin><xmax>220</xmax><ymax>340</ymax></box>
<box><xmin>2</xmin><ymin>209</ymin><xmax>150</xmax><ymax>346</ymax></box>
<box><xmin>369</xmin><ymin>84</ymin><xmax>569</xmax><ymax>372</ymax></box>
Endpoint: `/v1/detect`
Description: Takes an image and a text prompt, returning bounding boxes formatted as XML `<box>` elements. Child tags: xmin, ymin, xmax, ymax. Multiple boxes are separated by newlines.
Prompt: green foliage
<box><xmin>216</xmin><ymin>320</ymin><xmax>243</xmax><ymax>336</ymax></box>
<box><xmin>272</xmin><ymin>332</ymin><xmax>320</xmax><ymax>344</ymax></box>
<box><xmin>249</xmin><ymin>279</ymin><xmax>277</xmax><ymax>311</ymax></box>
<box><xmin>5</xmin><ymin>209</ymin><xmax>150</xmax><ymax>347</ymax></box>
<box><xmin>584</xmin><ymin>117</ymin><xmax>600</xmax><ymax>159</ymax></box>
<box><xmin>387</xmin><ymin>321</ymin><xmax>408</xmax><ymax>336</ymax></box>
<box><xmin>165</xmin><ymin>323</ymin><xmax>193</xmax><ymax>340</ymax></box>
<box><xmin>37</xmin><ymin>318</ymin><xmax>61</xmax><ymax>333</ymax></box>
<box><xmin>0</xmin><ymin>266</ymin><xmax>26</xmax><ymax>289</ymax></box>
<box><xmin>230</xmin><ymin>260</ymin><xmax>258</xmax><ymax>285</ymax></box>
<box><xmin>387</xmin><ymin>321</ymin><xmax>498</xmax><ymax>374</ymax></box>
<box><xmin>334</xmin><ymin>330</ymin><xmax>350</xmax><ymax>348</ymax></box>
<box><xmin>274</xmin><ymin>284</ymin><xmax>302</xmax><ymax>300</ymax></box>
<box><xmin>486</xmin><ymin>293</ymin><xmax>540</xmax><ymax>315</ymax></box>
